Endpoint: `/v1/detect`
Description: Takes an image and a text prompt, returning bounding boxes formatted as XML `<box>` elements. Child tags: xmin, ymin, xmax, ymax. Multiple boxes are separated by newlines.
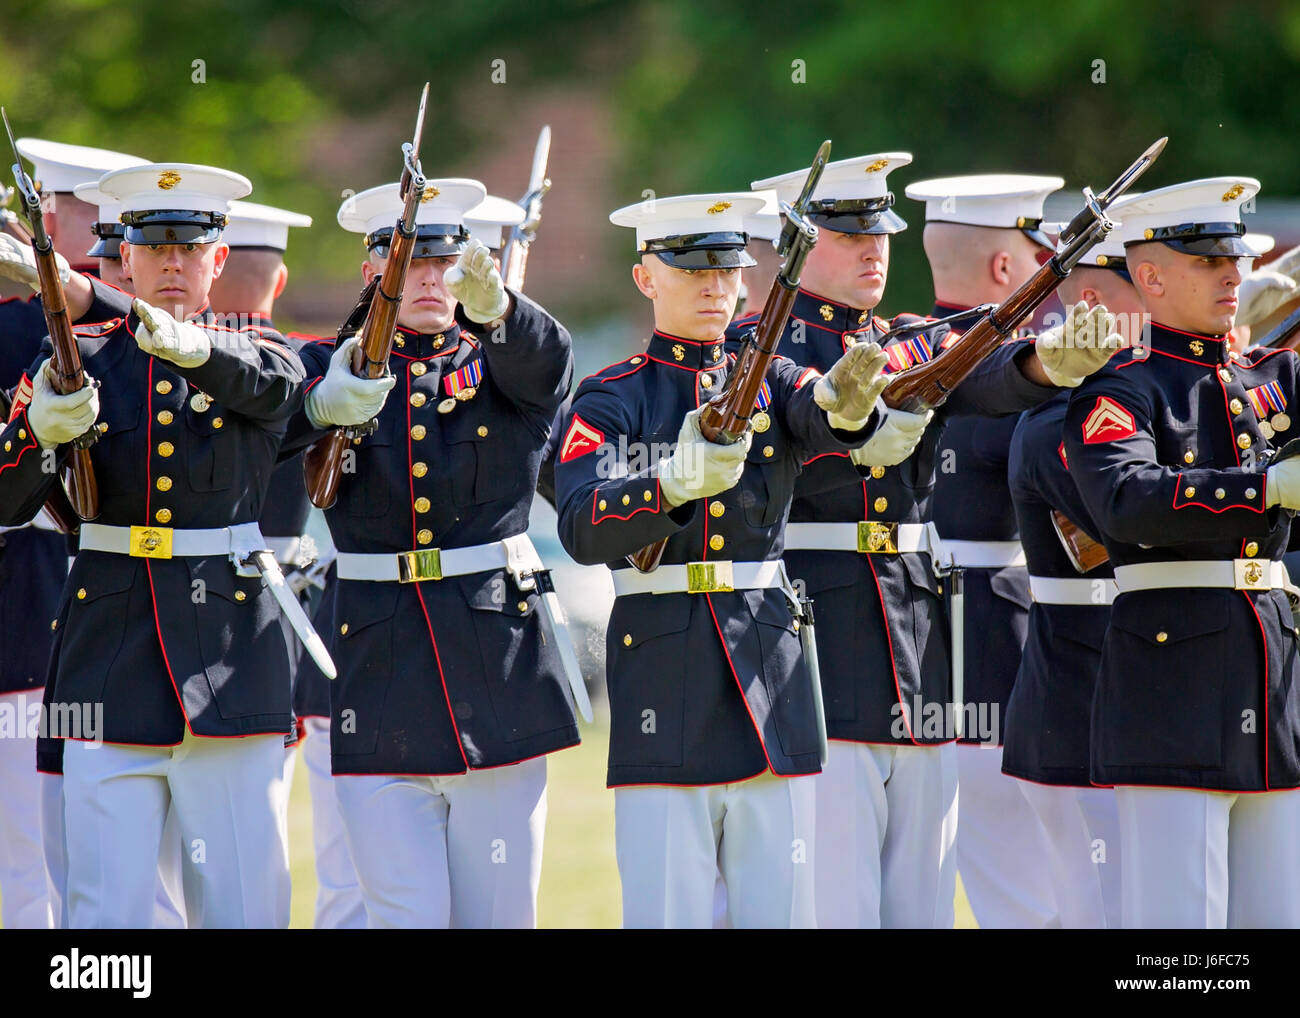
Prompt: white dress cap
<box><xmin>97</xmin><ymin>162</ymin><xmax>252</xmax><ymax>244</ymax></box>
<box><xmin>223</xmin><ymin>200</ymin><xmax>313</xmax><ymax>251</ymax></box>
<box><xmin>743</xmin><ymin>189</ymin><xmax>782</xmax><ymax>242</ymax></box>
<box><xmin>753</xmin><ymin>153</ymin><xmax>911</xmax><ymax>234</ymax></box>
<box><xmin>15</xmin><ymin>138</ymin><xmax>148</xmax><ymax>193</ymax></box>
<box><xmin>338</xmin><ymin>178</ymin><xmax>486</xmax><ymax>256</ymax></box>
<box><xmin>464</xmin><ymin>194</ymin><xmax>526</xmax><ymax>250</ymax></box>
<box><xmin>72</xmin><ymin>182</ymin><xmax>129</xmax><ymax>258</ymax></box>
<box><xmin>1115</xmin><ymin>177</ymin><xmax>1261</xmax><ymax>257</ymax></box>
<box><xmin>610</xmin><ymin>192</ymin><xmax>767</xmax><ymax>268</ymax></box>
<box><xmin>905</xmin><ymin>172</ymin><xmax>1064</xmax><ymax>247</ymax></box>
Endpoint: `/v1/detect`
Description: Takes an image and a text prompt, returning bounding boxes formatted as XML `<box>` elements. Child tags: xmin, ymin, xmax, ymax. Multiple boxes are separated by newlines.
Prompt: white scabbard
<box><xmin>249</xmin><ymin>550</ymin><xmax>338</xmax><ymax>681</ymax></box>
<box><xmin>535</xmin><ymin>577</ymin><xmax>593</xmax><ymax>724</ymax></box>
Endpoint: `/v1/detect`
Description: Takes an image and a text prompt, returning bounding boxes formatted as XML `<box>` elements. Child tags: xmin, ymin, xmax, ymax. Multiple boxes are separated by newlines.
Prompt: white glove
<box><xmin>1239</xmin><ymin>242</ymin><xmax>1300</xmax><ymax>328</ymax></box>
<box><xmin>0</xmin><ymin>234</ymin><xmax>70</xmax><ymax>294</ymax></box>
<box><xmin>813</xmin><ymin>341</ymin><xmax>889</xmax><ymax>430</ymax></box>
<box><xmin>1035</xmin><ymin>300</ymin><xmax>1123</xmax><ymax>388</ymax></box>
<box><xmin>133</xmin><ymin>298</ymin><xmax>211</xmax><ymax>368</ymax></box>
<box><xmin>305</xmin><ymin>336</ymin><xmax>398</xmax><ymax>428</ymax></box>
<box><xmin>444</xmin><ymin>238</ymin><xmax>509</xmax><ymax>323</ymax></box>
<box><xmin>26</xmin><ymin>358</ymin><xmax>99</xmax><ymax>450</ymax></box>
<box><xmin>1238</xmin><ymin>270</ymin><xmax>1298</xmax><ymax>328</ymax></box>
<box><xmin>850</xmin><ymin>404</ymin><xmax>933</xmax><ymax>468</ymax></box>
<box><xmin>659</xmin><ymin>405</ymin><xmax>752</xmax><ymax>507</ymax></box>
<box><xmin>1266</xmin><ymin>460</ymin><xmax>1300</xmax><ymax>509</ymax></box>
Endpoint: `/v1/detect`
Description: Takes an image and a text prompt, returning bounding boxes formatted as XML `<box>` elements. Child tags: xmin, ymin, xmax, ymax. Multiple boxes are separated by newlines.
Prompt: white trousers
<box><xmin>814</xmin><ymin>740</ymin><xmax>958</xmax><ymax>928</ymax></box>
<box><xmin>0</xmin><ymin>690</ymin><xmax>49</xmax><ymax>928</ymax></box>
<box><xmin>1115</xmin><ymin>785</ymin><xmax>1300</xmax><ymax>928</ymax></box>
<box><xmin>955</xmin><ymin>743</ymin><xmax>1059</xmax><ymax>928</ymax></box>
<box><xmin>615</xmin><ymin>770</ymin><xmax>817</xmax><ymax>929</ymax></box>
<box><xmin>44</xmin><ymin>772</ymin><xmax>184</xmax><ymax>930</ymax></box>
<box><xmin>335</xmin><ymin>756</ymin><xmax>547</xmax><ymax>929</ymax></box>
<box><xmin>302</xmin><ymin>718</ymin><xmax>364</xmax><ymax>929</ymax></box>
<box><xmin>1017</xmin><ymin>780</ymin><xmax>1120</xmax><ymax>928</ymax></box>
<box><xmin>63</xmin><ymin>732</ymin><xmax>290</xmax><ymax>928</ymax></box>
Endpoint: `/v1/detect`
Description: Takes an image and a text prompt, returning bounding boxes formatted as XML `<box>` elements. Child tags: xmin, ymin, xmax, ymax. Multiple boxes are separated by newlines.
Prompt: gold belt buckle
<box><xmin>858</xmin><ymin>521</ymin><xmax>898</xmax><ymax>554</ymax></box>
<box><xmin>397</xmin><ymin>548</ymin><xmax>442</xmax><ymax>583</ymax></box>
<box><xmin>129</xmin><ymin>525</ymin><xmax>173</xmax><ymax>559</ymax></box>
<box><xmin>1234</xmin><ymin>558</ymin><xmax>1270</xmax><ymax>591</ymax></box>
<box><xmin>686</xmin><ymin>560</ymin><xmax>734</xmax><ymax>594</ymax></box>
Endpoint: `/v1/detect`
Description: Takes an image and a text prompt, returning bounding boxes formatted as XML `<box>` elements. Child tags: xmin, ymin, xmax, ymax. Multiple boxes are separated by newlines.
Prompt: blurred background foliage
<box><xmin>2</xmin><ymin>0</ymin><xmax>1298</xmax><ymax>351</ymax></box>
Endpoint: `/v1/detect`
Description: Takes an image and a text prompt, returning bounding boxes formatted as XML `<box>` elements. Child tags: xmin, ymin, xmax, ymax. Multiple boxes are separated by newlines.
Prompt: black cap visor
<box><xmin>88</xmin><ymin>222</ymin><xmax>125</xmax><ymax>259</ymax></box>
<box><xmin>121</xmin><ymin>208</ymin><xmax>226</xmax><ymax>245</ymax></box>
<box><xmin>368</xmin><ymin>224</ymin><xmax>468</xmax><ymax>259</ymax></box>
<box><xmin>807</xmin><ymin>196</ymin><xmax>906</xmax><ymax>236</ymax></box>
<box><xmin>1126</xmin><ymin>222</ymin><xmax>1253</xmax><ymax>258</ymax></box>
<box><xmin>643</xmin><ymin>231</ymin><xmax>756</xmax><ymax>269</ymax></box>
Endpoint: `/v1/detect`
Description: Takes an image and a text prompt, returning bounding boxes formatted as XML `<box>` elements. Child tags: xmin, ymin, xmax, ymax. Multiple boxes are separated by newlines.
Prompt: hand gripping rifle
<box><xmin>4</xmin><ymin>108</ymin><xmax>99</xmax><ymax>528</ymax></box>
<box><xmin>304</xmin><ymin>83</ymin><xmax>430</xmax><ymax>509</ymax></box>
<box><xmin>626</xmin><ymin>139</ymin><xmax>832</xmax><ymax>573</ymax></box>
<box><xmin>501</xmin><ymin>125</ymin><xmax>550</xmax><ymax>293</ymax></box>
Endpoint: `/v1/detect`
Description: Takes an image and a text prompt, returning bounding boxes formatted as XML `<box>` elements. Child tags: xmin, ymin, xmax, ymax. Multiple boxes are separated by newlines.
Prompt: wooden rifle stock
<box><xmin>1051</xmin><ymin>509</ymin><xmax>1110</xmax><ymax>572</ymax></box>
<box><xmin>303</xmin><ymin>84</ymin><xmax>429</xmax><ymax>509</ymax></box>
<box><xmin>882</xmin><ymin>259</ymin><xmax>1064</xmax><ymax>413</ymax></box>
<box><xmin>302</xmin><ymin>212</ymin><xmax>419</xmax><ymax>508</ymax></box>
<box><xmin>33</xmin><ymin>235</ymin><xmax>99</xmax><ymax>523</ymax></box>
<box><xmin>5</xmin><ymin>108</ymin><xmax>99</xmax><ymax>526</ymax></box>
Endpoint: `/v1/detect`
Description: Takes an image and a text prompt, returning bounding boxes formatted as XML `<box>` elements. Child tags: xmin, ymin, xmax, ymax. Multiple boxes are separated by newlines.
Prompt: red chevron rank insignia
<box><xmin>1082</xmin><ymin>396</ymin><xmax>1136</xmax><ymax>444</ymax></box>
<box><xmin>8</xmin><ymin>374</ymin><xmax>32</xmax><ymax>423</ymax></box>
<box><xmin>560</xmin><ymin>414</ymin><xmax>604</xmax><ymax>463</ymax></box>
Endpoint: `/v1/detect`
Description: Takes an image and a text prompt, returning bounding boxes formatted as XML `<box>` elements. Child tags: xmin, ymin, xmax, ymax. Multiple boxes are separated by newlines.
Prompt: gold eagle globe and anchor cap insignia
<box><xmin>157</xmin><ymin>170</ymin><xmax>182</xmax><ymax>190</ymax></box>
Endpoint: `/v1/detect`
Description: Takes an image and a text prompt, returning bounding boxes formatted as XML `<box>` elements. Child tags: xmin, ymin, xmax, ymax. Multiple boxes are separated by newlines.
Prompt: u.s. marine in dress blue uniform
<box><xmin>1063</xmin><ymin>177</ymin><xmax>1300</xmax><ymax>928</ymax></box>
<box><xmin>1004</xmin><ymin>391</ymin><xmax>1121</xmax><ymax>928</ymax></box>
<box><xmin>282</xmin><ymin>178</ymin><xmax>578</xmax><ymax>929</ymax></box>
<box><xmin>732</xmin><ymin>156</ymin><xmax>1067</xmax><ymax>928</ymax></box>
<box><xmin>556</xmin><ymin>191</ymin><xmax>895</xmax><ymax>928</ymax></box>
<box><xmin>0</xmin><ymin>162</ymin><xmax>307</xmax><ymax>929</ymax></box>
<box><xmin>904</xmin><ymin>171</ymin><xmax>1070</xmax><ymax>929</ymax></box>
<box><xmin>1000</xmin><ymin>219</ymin><xmax>1148</xmax><ymax>930</ymax></box>
<box><xmin>206</xmin><ymin>196</ymin><xmax>365</xmax><ymax>929</ymax></box>
<box><xmin>0</xmin><ymin>138</ymin><xmax>150</xmax><ymax>930</ymax></box>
